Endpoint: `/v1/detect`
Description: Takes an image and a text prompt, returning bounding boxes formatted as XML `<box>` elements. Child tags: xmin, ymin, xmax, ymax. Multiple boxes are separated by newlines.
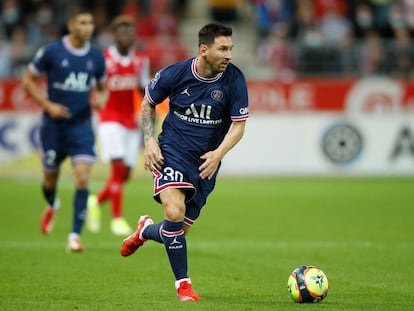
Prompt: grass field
<box><xmin>1</xmin><ymin>173</ymin><xmax>413</xmax><ymax>310</ymax></box>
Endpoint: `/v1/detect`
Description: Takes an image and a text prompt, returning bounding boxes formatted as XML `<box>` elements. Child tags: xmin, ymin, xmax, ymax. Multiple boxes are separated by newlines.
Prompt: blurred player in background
<box><xmin>86</xmin><ymin>15</ymin><xmax>150</xmax><ymax>236</ymax></box>
<box><xmin>120</xmin><ymin>23</ymin><xmax>249</xmax><ymax>301</ymax></box>
<box><xmin>22</xmin><ymin>7</ymin><xmax>108</xmax><ymax>252</ymax></box>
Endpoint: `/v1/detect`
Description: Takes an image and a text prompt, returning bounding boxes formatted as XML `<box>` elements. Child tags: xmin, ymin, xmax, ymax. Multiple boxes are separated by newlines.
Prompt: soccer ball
<box><xmin>287</xmin><ymin>265</ymin><xmax>329</xmax><ymax>303</ymax></box>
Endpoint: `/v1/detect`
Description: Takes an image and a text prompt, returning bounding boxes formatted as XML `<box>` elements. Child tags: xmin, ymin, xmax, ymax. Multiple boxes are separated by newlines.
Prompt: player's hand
<box><xmin>90</xmin><ymin>94</ymin><xmax>106</xmax><ymax>110</ymax></box>
<box><xmin>144</xmin><ymin>137</ymin><xmax>164</xmax><ymax>171</ymax></box>
<box><xmin>199</xmin><ymin>150</ymin><xmax>222</xmax><ymax>180</ymax></box>
<box><xmin>45</xmin><ymin>102</ymin><xmax>71</xmax><ymax>119</ymax></box>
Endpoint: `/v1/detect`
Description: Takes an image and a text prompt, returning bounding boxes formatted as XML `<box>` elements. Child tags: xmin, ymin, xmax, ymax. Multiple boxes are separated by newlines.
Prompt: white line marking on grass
<box><xmin>190</xmin><ymin>241</ymin><xmax>414</xmax><ymax>249</ymax></box>
<box><xmin>1</xmin><ymin>241</ymin><xmax>413</xmax><ymax>250</ymax></box>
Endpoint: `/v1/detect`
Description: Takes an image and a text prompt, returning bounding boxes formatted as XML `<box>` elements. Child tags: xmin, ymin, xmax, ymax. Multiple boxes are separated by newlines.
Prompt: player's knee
<box><xmin>74</xmin><ymin>170</ymin><xmax>90</xmax><ymax>188</ymax></box>
<box><xmin>160</xmin><ymin>188</ymin><xmax>186</xmax><ymax>221</ymax></box>
<box><xmin>163</xmin><ymin>202</ymin><xmax>185</xmax><ymax>222</ymax></box>
<box><xmin>75</xmin><ymin>177</ymin><xmax>89</xmax><ymax>189</ymax></box>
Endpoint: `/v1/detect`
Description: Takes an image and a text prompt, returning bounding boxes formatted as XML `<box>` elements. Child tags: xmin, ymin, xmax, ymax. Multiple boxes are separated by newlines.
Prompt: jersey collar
<box><xmin>191</xmin><ymin>57</ymin><xmax>223</xmax><ymax>83</ymax></box>
<box><xmin>62</xmin><ymin>35</ymin><xmax>91</xmax><ymax>56</ymax></box>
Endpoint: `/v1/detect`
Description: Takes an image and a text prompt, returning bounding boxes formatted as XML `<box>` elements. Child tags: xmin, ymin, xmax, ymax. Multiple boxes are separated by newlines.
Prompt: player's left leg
<box><xmin>68</xmin><ymin>122</ymin><xmax>96</xmax><ymax>252</ymax></box>
<box><xmin>93</xmin><ymin>123</ymin><xmax>135</xmax><ymax>235</ymax></box>
<box><xmin>159</xmin><ymin>188</ymin><xmax>201</xmax><ymax>301</ymax></box>
<box><xmin>87</xmin><ymin>122</ymin><xmax>116</xmax><ymax>233</ymax></box>
<box><xmin>108</xmin><ymin>160</ymin><xmax>132</xmax><ymax>235</ymax></box>
<box><xmin>69</xmin><ymin>162</ymin><xmax>93</xmax><ymax>252</ymax></box>
<box><xmin>109</xmin><ymin>127</ymin><xmax>140</xmax><ymax>235</ymax></box>
<box><xmin>88</xmin><ymin>159</ymin><xmax>132</xmax><ymax>235</ymax></box>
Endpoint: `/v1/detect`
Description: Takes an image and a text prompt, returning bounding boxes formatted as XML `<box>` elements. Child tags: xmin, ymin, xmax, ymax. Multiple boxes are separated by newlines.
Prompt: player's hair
<box><xmin>66</xmin><ymin>6</ymin><xmax>92</xmax><ymax>21</ymax></box>
<box><xmin>198</xmin><ymin>23</ymin><xmax>232</xmax><ymax>46</ymax></box>
<box><xmin>111</xmin><ymin>15</ymin><xmax>136</xmax><ymax>31</ymax></box>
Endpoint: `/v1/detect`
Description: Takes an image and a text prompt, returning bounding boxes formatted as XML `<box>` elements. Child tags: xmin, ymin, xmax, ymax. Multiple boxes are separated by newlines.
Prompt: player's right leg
<box><xmin>40</xmin><ymin>167</ymin><xmax>60</xmax><ymax>234</ymax></box>
<box><xmin>40</xmin><ymin>166</ymin><xmax>60</xmax><ymax>234</ymax></box>
<box><xmin>39</xmin><ymin>122</ymin><xmax>63</xmax><ymax>235</ymax></box>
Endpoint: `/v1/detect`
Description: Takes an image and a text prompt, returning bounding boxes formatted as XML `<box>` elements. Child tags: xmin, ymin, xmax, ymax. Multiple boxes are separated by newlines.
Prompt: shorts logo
<box><xmin>211</xmin><ymin>90</ymin><xmax>223</xmax><ymax>101</ymax></box>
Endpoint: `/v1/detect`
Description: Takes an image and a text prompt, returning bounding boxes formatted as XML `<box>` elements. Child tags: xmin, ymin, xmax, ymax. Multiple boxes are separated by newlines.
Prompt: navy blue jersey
<box><xmin>146</xmin><ymin>58</ymin><xmax>249</xmax><ymax>164</ymax></box>
<box><xmin>29</xmin><ymin>36</ymin><xmax>106</xmax><ymax>123</ymax></box>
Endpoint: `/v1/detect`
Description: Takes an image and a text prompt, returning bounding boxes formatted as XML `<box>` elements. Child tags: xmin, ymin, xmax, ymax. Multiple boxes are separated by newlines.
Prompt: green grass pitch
<box><xmin>0</xmin><ymin>175</ymin><xmax>413</xmax><ymax>310</ymax></box>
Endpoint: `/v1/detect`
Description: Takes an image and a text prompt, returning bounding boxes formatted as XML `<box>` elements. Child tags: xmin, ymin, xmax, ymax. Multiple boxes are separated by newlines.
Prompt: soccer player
<box><xmin>120</xmin><ymin>23</ymin><xmax>249</xmax><ymax>301</ymax></box>
<box><xmin>22</xmin><ymin>7</ymin><xmax>108</xmax><ymax>252</ymax></box>
<box><xmin>86</xmin><ymin>15</ymin><xmax>150</xmax><ymax>236</ymax></box>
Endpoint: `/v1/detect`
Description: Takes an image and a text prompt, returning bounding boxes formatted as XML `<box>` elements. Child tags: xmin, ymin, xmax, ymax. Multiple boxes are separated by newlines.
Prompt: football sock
<box><xmin>142</xmin><ymin>221</ymin><xmax>163</xmax><ymax>243</ymax></box>
<box><xmin>98</xmin><ymin>161</ymin><xmax>128</xmax><ymax>218</ymax></box>
<box><xmin>161</xmin><ymin>220</ymin><xmax>188</xmax><ymax>281</ymax></box>
<box><xmin>109</xmin><ymin>179</ymin><xmax>122</xmax><ymax>218</ymax></box>
<box><xmin>42</xmin><ymin>185</ymin><xmax>56</xmax><ymax>208</ymax></box>
<box><xmin>97</xmin><ymin>182</ymin><xmax>110</xmax><ymax>204</ymax></box>
<box><xmin>73</xmin><ymin>188</ymin><xmax>88</xmax><ymax>234</ymax></box>
<box><xmin>110</xmin><ymin>161</ymin><xmax>128</xmax><ymax>218</ymax></box>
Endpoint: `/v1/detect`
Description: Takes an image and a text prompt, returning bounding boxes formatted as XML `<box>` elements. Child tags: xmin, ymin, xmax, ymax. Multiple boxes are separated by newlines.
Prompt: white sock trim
<box><xmin>68</xmin><ymin>232</ymin><xmax>80</xmax><ymax>240</ymax></box>
<box><xmin>175</xmin><ymin>278</ymin><xmax>191</xmax><ymax>290</ymax></box>
<box><xmin>53</xmin><ymin>198</ymin><xmax>60</xmax><ymax>210</ymax></box>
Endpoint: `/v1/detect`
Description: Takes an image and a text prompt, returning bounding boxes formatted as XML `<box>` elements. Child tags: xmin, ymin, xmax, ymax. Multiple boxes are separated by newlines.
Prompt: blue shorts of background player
<box><xmin>40</xmin><ymin>119</ymin><xmax>96</xmax><ymax>170</ymax></box>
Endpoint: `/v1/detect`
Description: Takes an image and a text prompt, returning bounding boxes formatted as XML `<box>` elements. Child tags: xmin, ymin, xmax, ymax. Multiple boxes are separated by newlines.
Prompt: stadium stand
<box><xmin>1</xmin><ymin>0</ymin><xmax>414</xmax><ymax>79</ymax></box>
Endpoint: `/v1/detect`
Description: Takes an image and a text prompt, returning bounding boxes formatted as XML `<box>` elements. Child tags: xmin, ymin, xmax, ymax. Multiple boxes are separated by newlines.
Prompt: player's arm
<box><xmin>90</xmin><ymin>79</ymin><xmax>108</xmax><ymax>110</ymax></box>
<box><xmin>141</xmin><ymin>96</ymin><xmax>164</xmax><ymax>170</ymax></box>
<box><xmin>22</xmin><ymin>69</ymin><xmax>71</xmax><ymax>119</ymax></box>
<box><xmin>199</xmin><ymin>120</ymin><xmax>246</xmax><ymax>180</ymax></box>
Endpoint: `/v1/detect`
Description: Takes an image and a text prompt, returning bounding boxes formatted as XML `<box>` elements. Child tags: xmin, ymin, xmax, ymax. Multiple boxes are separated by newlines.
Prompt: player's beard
<box><xmin>219</xmin><ymin>61</ymin><xmax>229</xmax><ymax>72</ymax></box>
<box><xmin>199</xmin><ymin>56</ymin><xmax>228</xmax><ymax>77</ymax></box>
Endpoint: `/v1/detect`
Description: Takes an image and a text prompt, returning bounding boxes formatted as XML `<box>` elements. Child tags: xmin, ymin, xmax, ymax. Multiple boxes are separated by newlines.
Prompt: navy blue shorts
<box><xmin>39</xmin><ymin>119</ymin><xmax>96</xmax><ymax>171</ymax></box>
<box><xmin>151</xmin><ymin>144</ymin><xmax>219</xmax><ymax>225</ymax></box>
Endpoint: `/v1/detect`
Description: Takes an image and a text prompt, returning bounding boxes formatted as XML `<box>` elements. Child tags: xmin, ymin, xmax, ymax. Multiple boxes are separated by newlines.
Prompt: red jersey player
<box><xmin>87</xmin><ymin>15</ymin><xmax>150</xmax><ymax>236</ymax></box>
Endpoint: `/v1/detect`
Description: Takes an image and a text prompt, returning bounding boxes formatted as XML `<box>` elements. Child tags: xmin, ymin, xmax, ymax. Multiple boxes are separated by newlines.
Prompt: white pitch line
<box><xmin>0</xmin><ymin>241</ymin><xmax>413</xmax><ymax>250</ymax></box>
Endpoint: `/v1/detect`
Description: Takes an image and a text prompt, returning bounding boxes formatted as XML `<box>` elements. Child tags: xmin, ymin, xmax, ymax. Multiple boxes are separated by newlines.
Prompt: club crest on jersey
<box><xmin>86</xmin><ymin>60</ymin><xmax>94</xmax><ymax>70</ymax></box>
<box><xmin>61</xmin><ymin>59</ymin><xmax>69</xmax><ymax>67</ymax></box>
<box><xmin>105</xmin><ymin>59</ymin><xmax>116</xmax><ymax>72</ymax></box>
<box><xmin>211</xmin><ymin>90</ymin><xmax>223</xmax><ymax>101</ymax></box>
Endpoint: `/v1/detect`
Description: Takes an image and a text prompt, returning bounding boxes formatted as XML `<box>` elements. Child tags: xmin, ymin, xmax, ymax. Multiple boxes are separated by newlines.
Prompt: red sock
<box><xmin>97</xmin><ymin>182</ymin><xmax>110</xmax><ymax>204</ymax></box>
<box><xmin>109</xmin><ymin>161</ymin><xmax>128</xmax><ymax>218</ymax></box>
